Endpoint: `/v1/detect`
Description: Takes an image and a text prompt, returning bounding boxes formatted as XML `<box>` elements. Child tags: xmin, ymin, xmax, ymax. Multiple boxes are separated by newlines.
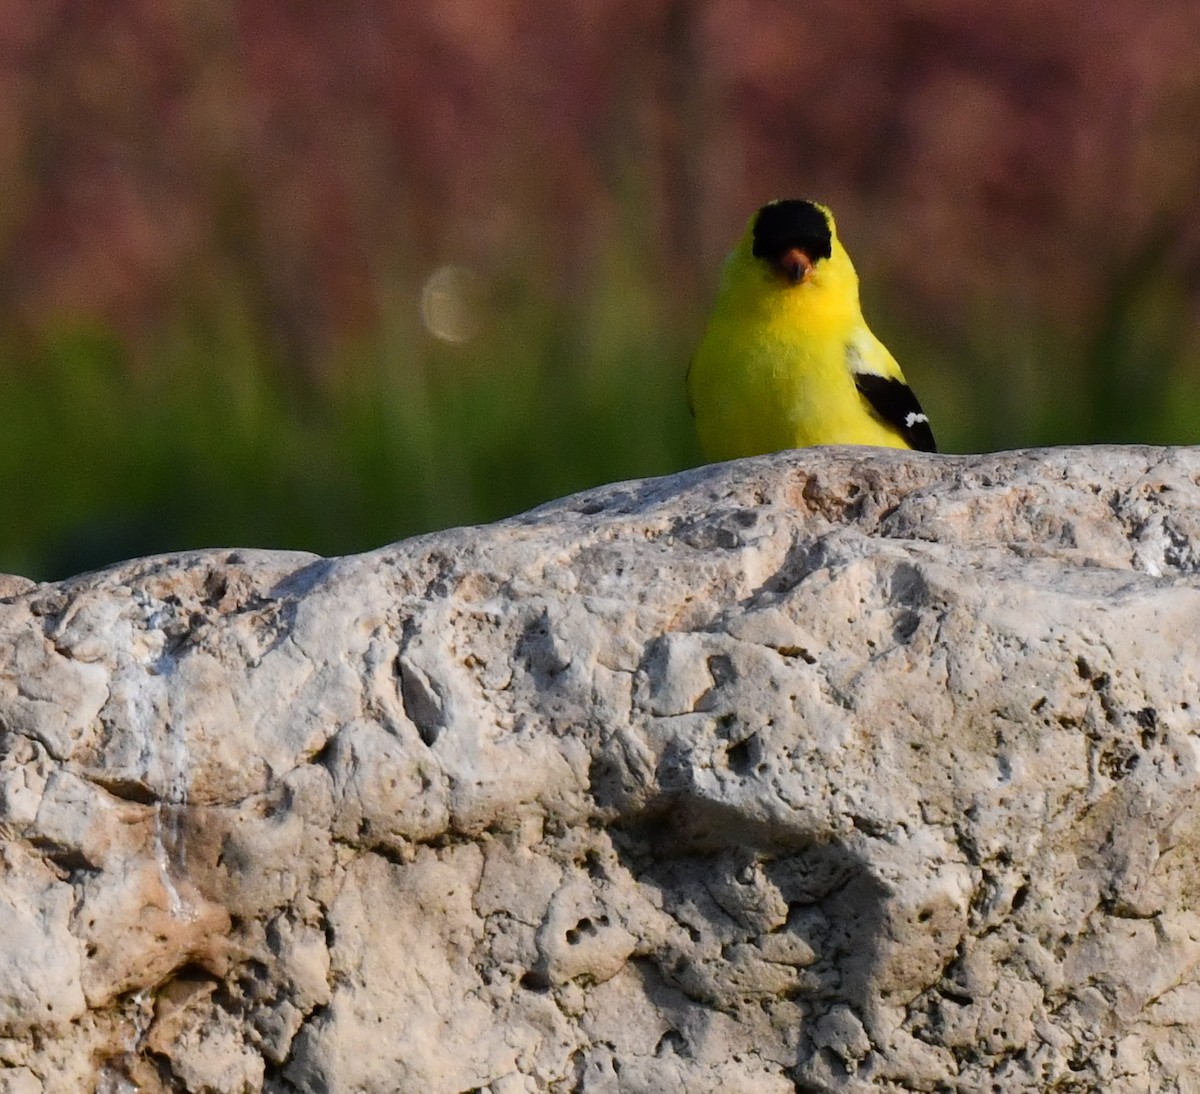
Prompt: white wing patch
<box><xmin>845</xmin><ymin>341</ymin><xmax>870</xmax><ymax>377</ymax></box>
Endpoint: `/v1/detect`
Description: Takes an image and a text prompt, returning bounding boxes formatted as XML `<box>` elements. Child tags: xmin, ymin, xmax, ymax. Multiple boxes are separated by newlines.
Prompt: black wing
<box><xmin>853</xmin><ymin>372</ymin><xmax>937</xmax><ymax>452</ymax></box>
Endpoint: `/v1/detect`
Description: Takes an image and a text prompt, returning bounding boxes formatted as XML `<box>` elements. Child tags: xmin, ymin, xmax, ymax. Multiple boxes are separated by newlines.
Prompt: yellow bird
<box><xmin>687</xmin><ymin>199</ymin><xmax>936</xmax><ymax>460</ymax></box>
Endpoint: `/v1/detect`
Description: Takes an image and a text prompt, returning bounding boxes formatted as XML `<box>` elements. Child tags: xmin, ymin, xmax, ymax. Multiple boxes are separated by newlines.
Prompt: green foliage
<box><xmin>0</xmin><ymin>276</ymin><xmax>701</xmax><ymax>581</ymax></box>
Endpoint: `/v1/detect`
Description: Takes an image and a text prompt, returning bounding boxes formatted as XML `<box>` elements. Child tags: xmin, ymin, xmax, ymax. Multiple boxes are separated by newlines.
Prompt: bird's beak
<box><xmin>777</xmin><ymin>247</ymin><xmax>815</xmax><ymax>285</ymax></box>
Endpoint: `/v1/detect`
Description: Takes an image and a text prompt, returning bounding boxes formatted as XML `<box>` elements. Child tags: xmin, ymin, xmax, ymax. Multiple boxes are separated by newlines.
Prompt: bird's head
<box><xmin>742</xmin><ymin>199</ymin><xmax>859</xmax><ymax>304</ymax></box>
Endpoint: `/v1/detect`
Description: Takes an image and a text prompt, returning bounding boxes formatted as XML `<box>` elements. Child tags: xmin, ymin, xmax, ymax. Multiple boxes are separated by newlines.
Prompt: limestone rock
<box><xmin>1</xmin><ymin>445</ymin><xmax>1200</xmax><ymax>1092</ymax></box>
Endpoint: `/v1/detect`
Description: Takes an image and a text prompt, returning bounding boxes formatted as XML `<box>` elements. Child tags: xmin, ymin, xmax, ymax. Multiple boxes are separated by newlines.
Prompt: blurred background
<box><xmin>3</xmin><ymin>0</ymin><xmax>1200</xmax><ymax>579</ymax></box>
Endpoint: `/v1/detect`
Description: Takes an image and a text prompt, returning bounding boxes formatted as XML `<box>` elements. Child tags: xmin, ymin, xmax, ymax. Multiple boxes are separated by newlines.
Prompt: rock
<box><xmin>1</xmin><ymin>445</ymin><xmax>1200</xmax><ymax>1092</ymax></box>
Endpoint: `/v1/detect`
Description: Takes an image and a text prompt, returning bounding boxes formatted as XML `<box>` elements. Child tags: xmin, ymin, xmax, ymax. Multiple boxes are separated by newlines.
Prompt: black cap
<box><xmin>751</xmin><ymin>200</ymin><xmax>833</xmax><ymax>266</ymax></box>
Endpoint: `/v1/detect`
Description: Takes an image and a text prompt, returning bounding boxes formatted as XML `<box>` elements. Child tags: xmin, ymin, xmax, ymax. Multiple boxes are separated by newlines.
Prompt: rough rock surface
<box><xmin>2</xmin><ymin>445</ymin><xmax>1200</xmax><ymax>1093</ymax></box>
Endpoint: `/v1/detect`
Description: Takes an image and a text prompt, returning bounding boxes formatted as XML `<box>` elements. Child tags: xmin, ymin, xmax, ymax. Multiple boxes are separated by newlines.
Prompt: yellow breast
<box><xmin>688</xmin><ymin>263</ymin><xmax>906</xmax><ymax>461</ymax></box>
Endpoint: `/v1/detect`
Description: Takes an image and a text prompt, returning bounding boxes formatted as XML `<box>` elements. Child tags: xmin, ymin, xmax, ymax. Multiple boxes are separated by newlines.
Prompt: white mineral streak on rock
<box><xmin>1</xmin><ymin>447</ymin><xmax>1200</xmax><ymax>1091</ymax></box>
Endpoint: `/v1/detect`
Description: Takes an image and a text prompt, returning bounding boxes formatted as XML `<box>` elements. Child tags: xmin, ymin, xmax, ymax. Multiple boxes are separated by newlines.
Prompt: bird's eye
<box><xmin>777</xmin><ymin>247</ymin><xmax>814</xmax><ymax>285</ymax></box>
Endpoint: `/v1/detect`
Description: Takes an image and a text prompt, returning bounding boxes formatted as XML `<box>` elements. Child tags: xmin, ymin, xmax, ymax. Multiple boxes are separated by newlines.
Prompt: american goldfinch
<box><xmin>687</xmin><ymin>199</ymin><xmax>936</xmax><ymax>460</ymax></box>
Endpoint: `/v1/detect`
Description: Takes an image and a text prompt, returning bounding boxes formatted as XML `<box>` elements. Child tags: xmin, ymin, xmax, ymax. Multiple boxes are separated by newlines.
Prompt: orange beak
<box><xmin>777</xmin><ymin>247</ymin><xmax>815</xmax><ymax>284</ymax></box>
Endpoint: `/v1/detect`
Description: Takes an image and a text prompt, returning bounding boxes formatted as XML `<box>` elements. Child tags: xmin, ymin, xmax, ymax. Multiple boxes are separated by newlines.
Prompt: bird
<box><xmin>686</xmin><ymin>199</ymin><xmax>936</xmax><ymax>460</ymax></box>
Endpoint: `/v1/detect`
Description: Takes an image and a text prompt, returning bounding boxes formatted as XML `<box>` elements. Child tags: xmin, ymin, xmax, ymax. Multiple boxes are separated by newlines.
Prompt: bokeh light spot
<box><xmin>420</xmin><ymin>264</ymin><xmax>483</xmax><ymax>344</ymax></box>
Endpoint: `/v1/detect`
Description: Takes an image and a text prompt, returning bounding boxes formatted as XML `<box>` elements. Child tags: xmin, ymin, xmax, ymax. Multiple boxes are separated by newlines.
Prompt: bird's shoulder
<box><xmin>844</xmin><ymin>327</ymin><xmax>903</xmax><ymax>380</ymax></box>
